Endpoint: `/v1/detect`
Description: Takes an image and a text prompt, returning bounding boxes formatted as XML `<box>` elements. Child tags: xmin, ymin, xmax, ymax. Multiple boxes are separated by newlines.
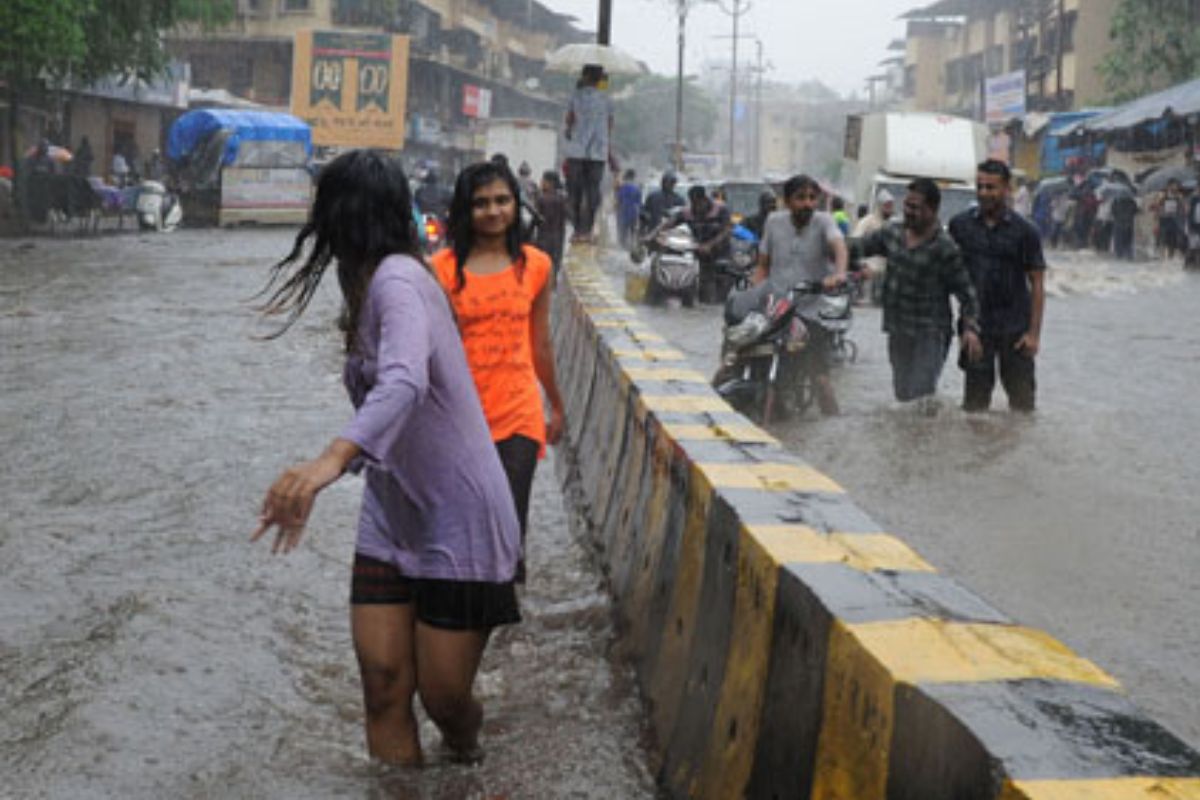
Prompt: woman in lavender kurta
<box><xmin>252</xmin><ymin>150</ymin><xmax>521</xmax><ymax>766</ymax></box>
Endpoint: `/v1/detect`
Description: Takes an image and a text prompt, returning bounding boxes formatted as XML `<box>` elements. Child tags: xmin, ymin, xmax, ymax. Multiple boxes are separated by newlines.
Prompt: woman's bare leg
<box><xmin>351</xmin><ymin>604</ymin><xmax>422</xmax><ymax>765</ymax></box>
<box><xmin>414</xmin><ymin>624</ymin><xmax>490</xmax><ymax>760</ymax></box>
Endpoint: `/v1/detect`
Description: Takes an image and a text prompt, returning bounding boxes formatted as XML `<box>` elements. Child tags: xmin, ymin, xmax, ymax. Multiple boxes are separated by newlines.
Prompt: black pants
<box><xmin>961</xmin><ymin>331</ymin><xmax>1036</xmax><ymax>412</ymax></box>
<box><xmin>888</xmin><ymin>329</ymin><xmax>949</xmax><ymax>402</ymax></box>
<box><xmin>495</xmin><ymin>435</ymin><xmax>540</xmax><ymax>582</ymax></box>
<box><xmin>567</xmin><ymin>158</ymin><xmax>605</xmax><ymax>236</ymax></box>
<box><xmin>1113</xmin><ymin>222</ymin><xmax>1135</xmax><ymax>260</ymax></box>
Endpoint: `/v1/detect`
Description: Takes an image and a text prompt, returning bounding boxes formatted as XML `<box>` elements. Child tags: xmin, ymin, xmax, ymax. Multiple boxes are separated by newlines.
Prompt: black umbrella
<box><xmin>1138</xmin><ymin>164</ymin><xmax>1197</xmax><ymax>194</ymax></box>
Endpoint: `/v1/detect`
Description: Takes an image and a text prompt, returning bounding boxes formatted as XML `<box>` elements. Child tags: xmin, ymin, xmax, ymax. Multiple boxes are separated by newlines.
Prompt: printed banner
<box><xmin>291</xmin><ymin>30</ymin><xmax>410</xmax><ymax>149</ymax></box>
<box><xmin>985</xmin><ymin>70</ymin><xmax>1027</xmax><ymax>126</ymax></box>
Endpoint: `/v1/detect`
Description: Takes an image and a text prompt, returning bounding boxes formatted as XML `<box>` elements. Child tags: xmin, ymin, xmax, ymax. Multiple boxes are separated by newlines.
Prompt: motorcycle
<box><xmin>642</xmin><ymin>223</ymin><xmax>700</xmax><ymax>308</ymax></box>
<box><xmin>712</xmin><ymin>277</ymin><xmax>858</xmax><ymax>423</ymax></box>
<box><xmin>135</xmin><ymin>180</ymin><xmax>182</xmax><ymax>232</ymax></box>
<box><xmin>422</xmin><ymin>212</ymin><xmax>447</xmax><ymax>254</ymax></box>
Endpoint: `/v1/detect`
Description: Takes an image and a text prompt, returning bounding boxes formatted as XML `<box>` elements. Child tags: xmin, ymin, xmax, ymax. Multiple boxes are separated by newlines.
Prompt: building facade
<box><xmin>899</xmin><ymin>0</ymin><xmax>1123</xmax><ymax>118</ymax></box>
<box><xmin>167</xmin><ymin>0</ymin><xmax>588</xmax><ymax>173</ymax></box>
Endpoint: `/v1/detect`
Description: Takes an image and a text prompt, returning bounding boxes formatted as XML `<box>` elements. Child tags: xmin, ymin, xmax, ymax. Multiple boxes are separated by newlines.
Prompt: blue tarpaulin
<box><xmin>1073</xmin><ymin>76</ymin><xmax>1200</xmax><ymax>133</ymax></box>
<box><xmin>167</xmin><ymin>109</ymin><xmax>312</xmax><ymax>164</ymax></box>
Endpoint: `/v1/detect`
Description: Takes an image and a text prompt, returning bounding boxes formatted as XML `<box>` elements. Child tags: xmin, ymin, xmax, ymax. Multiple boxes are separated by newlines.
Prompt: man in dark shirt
<box><xmin>859</xmin><ymin>178</ymin><xmax>981</xmax><ymax>403</ymax></box>
<box><xmin>661</xmin><ymin>185</ymin><xmax>733</xmax><ymax>304</ymax></box>
<box><xmin>534</xmin><ymin>170</ymin><xmax>568</xmax><ymax>276</ymax></box>
<box><xmin>639</xmin><ymin>171</ymin><xmax>685</xmax><ymax>236</ymax></box>
<box><xmin>949</xmin><ymin>159</ymin><xmax>1047</xmax><ymax>413</ymax></box>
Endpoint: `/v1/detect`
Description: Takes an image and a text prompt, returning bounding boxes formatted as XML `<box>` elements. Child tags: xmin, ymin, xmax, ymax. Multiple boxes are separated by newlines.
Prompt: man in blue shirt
<box><xmin>949</xmin><ymin>159</ymin><xmax>1047</xmax><ymax>413</ymax></box>
<box><xmin>615</xmin><ymin>169</ymin><xmax>642</xmax><ymax>248</ymax></box>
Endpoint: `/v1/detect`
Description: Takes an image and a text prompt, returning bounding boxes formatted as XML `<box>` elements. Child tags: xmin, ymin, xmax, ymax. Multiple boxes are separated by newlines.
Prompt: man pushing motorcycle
<box><xmin>646</xmin><ymin>185</ymin><xmax>734</xmax><ymax>304</ymax></box>
<box><xmin>752</xmin><ymin>174</ymin><xmax>849</xmax><ymax>416</ymax></box>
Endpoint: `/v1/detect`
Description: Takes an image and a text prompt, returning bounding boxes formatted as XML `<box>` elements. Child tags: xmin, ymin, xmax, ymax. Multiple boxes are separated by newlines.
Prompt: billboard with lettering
<box><xmin>984</xmin><ymin>70</ymin><xmax>1026</xmax><ymax>126</ymax></box>
<box><xmin>291</xmin><ymin>30</ymin><xmax>410</xmax><ymax>149</ymax></box>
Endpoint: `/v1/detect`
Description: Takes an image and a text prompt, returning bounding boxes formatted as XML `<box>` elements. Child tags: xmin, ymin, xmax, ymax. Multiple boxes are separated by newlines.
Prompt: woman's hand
<box><xmin>251</xmin><ymin>440</ymin><xmax>358</xmax><ymax>554</ymax></box>
<box><xmin>546</xmin><ymin>405</ymin><xmax>565</xmax><ymax>446</ymax></box>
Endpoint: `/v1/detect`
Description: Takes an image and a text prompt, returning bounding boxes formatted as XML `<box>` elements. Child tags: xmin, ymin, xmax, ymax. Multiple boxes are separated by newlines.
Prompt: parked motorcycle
<box><xmin>643</xmin><ymin>223</ymin><xmax>700</xmax><ymax>307</ymax></box>
<box><xmin>422</xmin><ymin>212</ymin><xmax>447</xmax><ymax>254</ymax></box>
<box><xmin>712</xmin><ymin>278</ymin><xmax>857</xmax><ymax>423</ymax></box>
<box><xmin>135</xmin><ymin>181</ymin><xmax>182</xmax><ymax>232</ymax></box>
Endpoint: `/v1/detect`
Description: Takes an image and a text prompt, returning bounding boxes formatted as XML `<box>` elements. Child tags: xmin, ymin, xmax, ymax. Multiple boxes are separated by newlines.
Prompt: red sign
<box><xmin>462</xmin><ymin>84</ymin><xmax>492</xmax><ymax>119</ymax></box>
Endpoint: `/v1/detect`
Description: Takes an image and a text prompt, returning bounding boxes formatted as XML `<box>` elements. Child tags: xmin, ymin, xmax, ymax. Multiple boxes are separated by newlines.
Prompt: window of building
<box><xmin>985</xmin><ymin>45</ymin><xmax>1004</xmax><ymax>77</ymax></box>
<box><xmin>946</xmin><ymin>59</ymin><xmax>962</xmax><ymax>93</ymax></box>
<box><xmin>1012</xmin><ymin>36</ymin><xmax>1038</xmax><ymax>68</ymax></box>
<box><xmin>281</xmin><ymin>0</ymin><xmax>311</xmax><ymax>12</ymax></box>
<box><xmin>904</xmin><ymin>65</ymin><xmax>916</xmax><ymax>97</ymax></box>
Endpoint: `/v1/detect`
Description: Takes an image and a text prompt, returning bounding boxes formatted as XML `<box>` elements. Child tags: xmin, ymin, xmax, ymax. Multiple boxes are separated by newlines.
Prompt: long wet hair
<box><xmin>446</xmin><ymin>160</ymin><xmax>525</xmax><ymax>292</ymax></box>
<box><xmin>257</xmin><ymin>150</ymin><xmax>424</xmax><ymax>351</ymax></box>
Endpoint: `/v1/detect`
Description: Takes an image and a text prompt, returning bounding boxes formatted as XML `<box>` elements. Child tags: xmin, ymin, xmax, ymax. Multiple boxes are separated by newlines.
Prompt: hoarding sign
<box><xmin>462</xmin><ymin>85</ymin><xmax>492</xmax><ymax>119</ymax></box>
<box><xmin>292</xmin><ymin>30</ymin><xmax>410</xmax><ymax>149</ymax></box>
<box><xmin>985</xmin><ymin>70</ymin><xmax>1026</xmax><ymax>125</ymax></box>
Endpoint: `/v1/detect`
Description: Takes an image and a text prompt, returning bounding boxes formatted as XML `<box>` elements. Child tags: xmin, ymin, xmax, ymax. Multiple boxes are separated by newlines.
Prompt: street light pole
<box><xmin>715</xmin><ymin>0</ymin><xmax>751</xmax><ymax>175</ymax></box>
<box><xmin>675</xmin><ymin>0</ymin><xmax>687</xmax><ymax>171</ymax></box>
<box><xmin>598</xmin><ymin>0</ymin><xmax>613</xmax><ymax>45</ymax></box>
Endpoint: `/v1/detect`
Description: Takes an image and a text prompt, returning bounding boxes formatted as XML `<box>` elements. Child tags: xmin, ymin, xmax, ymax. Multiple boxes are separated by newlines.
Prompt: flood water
<box><xmin>0</xmin><ymin>230</ymin><xmax>659</xmax><ymax>799</ymax></box>
<box><xmin>613</xmin><ymin>247</ymin><xmax>1200</xmax><ymax>751</ymax></box>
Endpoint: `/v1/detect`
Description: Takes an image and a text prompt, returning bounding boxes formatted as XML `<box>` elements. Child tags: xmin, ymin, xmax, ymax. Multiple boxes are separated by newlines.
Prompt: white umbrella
<box><xmin>544</xmin><ymin>43</ymin><xmax>645</xmax><ymax>77</ymax></box>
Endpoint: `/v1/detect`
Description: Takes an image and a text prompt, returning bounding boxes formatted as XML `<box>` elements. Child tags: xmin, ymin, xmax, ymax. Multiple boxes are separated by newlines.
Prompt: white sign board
<box><xmin>985</xmin><ymin>71</ymin><xmax>1026</xmax><ymax>125</ymax></box>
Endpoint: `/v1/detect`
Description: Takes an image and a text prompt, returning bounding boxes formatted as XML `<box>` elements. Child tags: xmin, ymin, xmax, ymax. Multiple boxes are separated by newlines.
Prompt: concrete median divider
<box><xmin>552</xmin><ymin>248</ymin><xmax>1200</xmax><ymax>800</ymax></box>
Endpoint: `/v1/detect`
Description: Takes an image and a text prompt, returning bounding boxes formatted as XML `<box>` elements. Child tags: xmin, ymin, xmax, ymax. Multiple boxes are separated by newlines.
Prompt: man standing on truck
<box><xmin>753</xmin><ymin>174</ymin><xmax>849</xmax><ymax>416</ymax></box>
<box><xmin>856</xmin><ymin>179</ymin><xmax>982</xmax><ymax>407</ymax></box>
<box><xmin>949</xmin><ymin>159</ymin><xmax>1046</xmax><ymax>413</ymax></box>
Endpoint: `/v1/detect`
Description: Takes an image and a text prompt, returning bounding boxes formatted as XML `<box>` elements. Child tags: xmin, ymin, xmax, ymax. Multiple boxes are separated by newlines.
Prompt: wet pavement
<box><xmin>605</xmin><ymin>247</ymin><xmax>1200</xmax><ymax>751</ymax></box>
<box><xmin>0</xmin><ymin>230</ymin><xmax>659</xmax><ymax>799</ymax></box>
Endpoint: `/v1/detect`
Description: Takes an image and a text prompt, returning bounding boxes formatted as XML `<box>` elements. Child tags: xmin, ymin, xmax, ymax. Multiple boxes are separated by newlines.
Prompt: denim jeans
<box><xmin>888</xmin><ymin>330</ymin><xmax>950</xmax><ymax>402</ymax></box>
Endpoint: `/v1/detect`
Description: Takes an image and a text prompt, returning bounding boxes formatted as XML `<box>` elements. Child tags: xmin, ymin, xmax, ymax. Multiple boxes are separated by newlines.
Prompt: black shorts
<box><xmin>350</xmin><ymin>554</ymin><xmax>521</xmax><ymax>631</ymax></box>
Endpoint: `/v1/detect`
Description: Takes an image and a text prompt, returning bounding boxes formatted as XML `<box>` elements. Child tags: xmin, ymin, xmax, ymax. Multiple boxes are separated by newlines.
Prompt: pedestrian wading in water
<box><xmin>252</xmin><ymin>149</ymin><xmax>522</xmax><ymax>766</ymax></box>
<box><xmin>431</xmin><ymin>161</ymin><xmax>566</xmax><ymax>583</ymax></box>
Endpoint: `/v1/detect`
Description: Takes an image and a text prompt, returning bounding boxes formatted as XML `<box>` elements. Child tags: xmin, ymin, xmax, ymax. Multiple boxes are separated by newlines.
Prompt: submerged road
<box><xmin>0</xmin><ymin>230</ymin><xmax>658</xmax><ymax>799</ymax></box>
<box><xmin>605</xmin><ymin>247</ymin><xmax>1200</xmax><ymax>751</ymax></box>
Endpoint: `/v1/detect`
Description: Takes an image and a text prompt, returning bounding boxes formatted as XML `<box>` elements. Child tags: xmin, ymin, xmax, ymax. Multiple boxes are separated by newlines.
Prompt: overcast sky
<box><xmin>546</xmin><ymin>0</ymin><xmax>922</xmax><ymax>96</ymax></box>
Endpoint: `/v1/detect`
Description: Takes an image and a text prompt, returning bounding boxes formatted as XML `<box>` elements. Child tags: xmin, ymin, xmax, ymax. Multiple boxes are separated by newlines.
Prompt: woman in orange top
<box><xmin>431</xmin><ymin>161</ymin><xmax>565</xmax><ymax>580</ymax></box>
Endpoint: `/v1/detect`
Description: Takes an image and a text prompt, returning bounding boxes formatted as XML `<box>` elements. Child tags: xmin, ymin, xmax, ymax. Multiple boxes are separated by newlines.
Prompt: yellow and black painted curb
<box><xmin>552</xmin><ymin>250</ymin><xmax>1200</xmax><ymax>800</ymax></box>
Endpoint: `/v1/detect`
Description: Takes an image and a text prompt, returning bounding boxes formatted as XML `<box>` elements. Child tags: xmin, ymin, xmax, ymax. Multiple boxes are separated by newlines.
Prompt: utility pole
<box><xmin>754</xmin><ymin>38</ymin><xmax>764</xmax><ymax>177</ymax></box>
<box><xmin>675</xmin><ymin>0</ymin><xmax>689</xmax><ymax>171</ymax></box>
<box><xmin>715</xmin><ymin>32</ymin><xmax>766</xmax><ymax>175</ymax></box>
<box><xmin>715</xmin><ymin>0</ymin><xmax>751</xmax><ymax>175</ymax></box>
<box><xmin>598</xmin><ymin>0</ymin><xmax>613</xmax><ymax>45</ymax></box>
<box><xmin>1054</xmin><ymin>0</ymin><xmax>1065</xmax><ymax>110</ymax></box>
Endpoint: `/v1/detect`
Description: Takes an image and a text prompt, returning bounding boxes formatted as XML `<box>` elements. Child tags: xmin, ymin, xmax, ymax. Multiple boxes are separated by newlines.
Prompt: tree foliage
<box><xmin>613</xmin><ymin>75</ymin><xmax>719</xmax><ymax>160</ymax></box>
<box><xmin>1100</xmin><ymin>0</ymin><xmax>1200</xmax><ymax>102</ymax></box>
<box><xmin>0</xmin><ymin>0</ymin><xmax>233</xmax><ymax>91</ymax></box>
<box><xmin>1</xmin><ymin>0</ymin><xmax>232</xmax><ymax>166</ymax></box>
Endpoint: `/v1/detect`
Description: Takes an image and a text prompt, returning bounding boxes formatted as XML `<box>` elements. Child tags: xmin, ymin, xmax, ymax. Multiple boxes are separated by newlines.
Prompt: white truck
<box><xmin>843</xmin><ymin>111</ymin><xmax>989</xmax><ymax>222</ymax></box>
<box><xmin>482</xmin><ymin>118</ymin><xmax>560</xmax><ymax>179</ymax></box>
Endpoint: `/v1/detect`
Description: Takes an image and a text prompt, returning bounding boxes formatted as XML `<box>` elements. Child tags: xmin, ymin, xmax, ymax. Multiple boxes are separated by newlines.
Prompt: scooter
<box><xmin>422</xmin><ymin>212</ymin><xmax>447</xmax><ymax>254</ymax></box>
<box><xmin>712</xmin><ymin>278</ymin><xmax>857</xmax><ymax>423</ymax></box>
<box><xmin>135</xmin><ymin>181</ymin><xmax>182</xmax><ymax>232</ymax></box>
<box><xmin>642</xmin><ymin>223</ymin><xmax>700</xmax><ymax>307</ymax></box>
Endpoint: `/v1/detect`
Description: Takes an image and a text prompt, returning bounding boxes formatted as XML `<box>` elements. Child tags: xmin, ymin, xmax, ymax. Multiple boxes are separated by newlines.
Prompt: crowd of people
<box><xmin>1027</xmin><ymin>167</ymin><xmax>1200</xmax><ymax>265</ymax></box>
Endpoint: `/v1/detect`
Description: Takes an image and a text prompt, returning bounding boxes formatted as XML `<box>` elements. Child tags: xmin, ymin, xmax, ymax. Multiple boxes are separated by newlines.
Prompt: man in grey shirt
<box><xmin>754</xmin><ymin>174</ymin><xmax>849</xmax><ymax>415</ymax></box>
<box><xmin>564</xmin><ymin>64</ymin><xmax>613</xmax><ymax>243</ymax></box>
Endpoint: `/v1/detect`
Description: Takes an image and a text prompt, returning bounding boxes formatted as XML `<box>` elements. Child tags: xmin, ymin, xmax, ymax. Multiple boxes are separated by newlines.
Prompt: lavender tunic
<box><xmin>339</xmin><ymin>255</ymin><xmax>521</xmax><ymax>582</ymax></box>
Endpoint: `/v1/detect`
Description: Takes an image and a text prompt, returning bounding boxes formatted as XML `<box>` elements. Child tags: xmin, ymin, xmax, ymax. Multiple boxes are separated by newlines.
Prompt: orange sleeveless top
<box><xmin>431</xmin><ymin>245</ymin><xmax>551</xmax><ymax>449</ymax></box>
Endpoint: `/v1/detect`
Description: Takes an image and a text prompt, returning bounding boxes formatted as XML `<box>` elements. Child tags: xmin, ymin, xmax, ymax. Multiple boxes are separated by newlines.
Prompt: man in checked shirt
<box><xmin>857</xmin><ymin>178</ymin><xmax>983</xmax><ymax>407</ymax></box>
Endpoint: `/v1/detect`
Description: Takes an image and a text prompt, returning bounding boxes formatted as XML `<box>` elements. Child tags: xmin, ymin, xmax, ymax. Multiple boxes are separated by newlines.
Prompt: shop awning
<box><xmin>1075</xmin><ymin>76</ymin><xmax>1200</xmax><ymax>133</ymax></box>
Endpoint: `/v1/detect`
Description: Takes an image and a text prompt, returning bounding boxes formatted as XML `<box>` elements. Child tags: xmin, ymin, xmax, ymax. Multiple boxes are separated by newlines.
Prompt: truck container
<box><xmin>843</xmin><ymin>112</ymin><xmax>989</xmax><ymax>222</ymax></box>
<box><xmin>482</xmin><ymin>118</ymin><xmax>560</xmax><ymax>179</ymax></box>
